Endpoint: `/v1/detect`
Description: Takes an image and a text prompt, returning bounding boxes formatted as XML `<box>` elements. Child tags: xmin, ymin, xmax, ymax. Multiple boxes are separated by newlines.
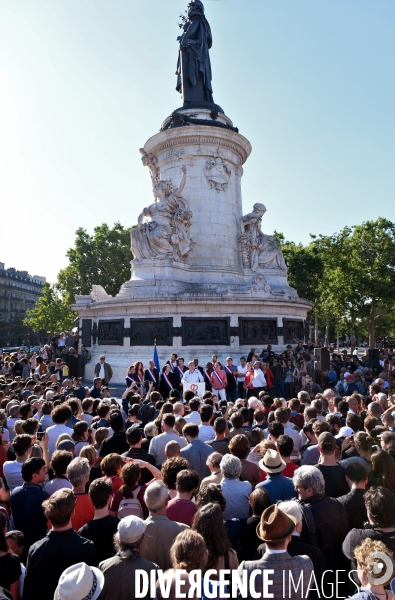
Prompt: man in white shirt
<box><xmin>183</xmin><ymin>398</ymin><xmax>202</xmax><ymax>426</ymax></box>
<box><xmin>181</xmin><ymin>361</ymin><xmax>204</xmax><ymax>384</ymax></box>
<box><xmin>198</xmin><ymin>405</ymin><xmax>215</xmax><ymax>443</ymax></box>
<box><xmin>236</xmin><ymin>357</ymin><xmax>247</xmax><ymax>399</ymax></box>
<box><xmin>251</xmin><ymin>361</ymin><xmax>267</xmax><ymax>397</ymax></box>
<box><xmin>46</xmin><ymin>404</ymin><xmax>74</xmax><ymax>457</ymax></box>
<box><xmin>3</xmin><ymin>434</ymin><xmax>33</xmax><ymax>491</ymax></box>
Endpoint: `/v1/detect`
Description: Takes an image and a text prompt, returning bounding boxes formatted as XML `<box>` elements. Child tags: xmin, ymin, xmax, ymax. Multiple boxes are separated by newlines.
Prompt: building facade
<box><xmin>0</xmin><ymin>263</ymin><xmax>45</xmax><ymax>338</ymax></box>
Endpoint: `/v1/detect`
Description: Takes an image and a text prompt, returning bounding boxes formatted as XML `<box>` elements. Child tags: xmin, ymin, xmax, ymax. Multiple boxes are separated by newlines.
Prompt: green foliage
<box><xmin>57</xmin><ymin>222</ymin><xmax>131</xmax><ymax>303</ymax></box>
<box><xmin>23</xmin><ymin>282</ymin><xmax>75</xmax><ymax>333</ymax></box>
<box><xmin>276</xmin><ymin>218</ymin><xmax>395</xmax><ymax>346</ymax></box>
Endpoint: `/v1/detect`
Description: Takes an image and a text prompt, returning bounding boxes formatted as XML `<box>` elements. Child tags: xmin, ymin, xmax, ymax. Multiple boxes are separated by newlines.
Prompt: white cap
<box><xmin>118</xmin><ymin>515</ymin><xmax>147</xmax><ymax>544</ymax></box>
<box><xmin>54</xmin><ymin>563</ymin><xmax>104</xmax><ymax>600</ymax></box>
<box><xmin>335</xmin><ymin>426</ymin><xmax>354</xmax><ymax>439</ymax></box>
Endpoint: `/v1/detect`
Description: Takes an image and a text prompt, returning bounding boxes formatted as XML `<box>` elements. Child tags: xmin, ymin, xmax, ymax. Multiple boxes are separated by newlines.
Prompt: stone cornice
<box><xmin>144</xmin><ymin>126</ymin><xmax>252</xmax><ymax>165</ymax></box>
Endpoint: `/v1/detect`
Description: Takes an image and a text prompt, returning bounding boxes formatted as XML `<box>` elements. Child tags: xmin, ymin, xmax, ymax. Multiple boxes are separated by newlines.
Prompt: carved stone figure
<box><xmin>238</xmin><ymin>203</ymin><xmax>288</xmax><ymax>273</ymax></box>
<box><xmin>131</xmin><ymin>165</ymin><xmax>194</xmax><ymax>261</ymax></box>
<box><xmin>176</xmin><ymin>0</ymin><xmax>214</xmax><ymax>107</ymax></box>
<box><xmin>204</xmin><ymin>155</ymin><xmax>231</xmax><ymax>192</ymax></box>
<box><xmin>252</xmin><ymin>274</ymin><xmax>272</xmax><ymax>294</ymax></box>
<box><xmin>139</xmin><ymin>149</ymin><xmax>159</xmax><ymax>188</ymax></box>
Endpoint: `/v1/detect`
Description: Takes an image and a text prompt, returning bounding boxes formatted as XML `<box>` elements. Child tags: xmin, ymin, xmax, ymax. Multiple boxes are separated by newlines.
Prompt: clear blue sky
<box><xmin>1</xmin><ymin>0</ymin><xmax>394</xmax><ymax>283</ymax></box>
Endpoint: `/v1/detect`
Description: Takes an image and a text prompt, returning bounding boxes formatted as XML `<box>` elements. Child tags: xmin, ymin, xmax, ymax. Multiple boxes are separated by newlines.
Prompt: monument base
<box><xmin>75</xmin><ymin>290</ymin><xmax>311</xmax><ymax>385</ymax></box>
<box><xmin>74</xmin><ymin>103</ymin><xmax>312</xmax><ymax>384</ymax></box>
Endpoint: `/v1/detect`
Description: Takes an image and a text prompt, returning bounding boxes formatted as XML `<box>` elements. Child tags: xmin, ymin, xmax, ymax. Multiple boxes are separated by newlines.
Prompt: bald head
<box><xmin>164</xmin><ymin>440</ymin><xmax>181</xmax><ymax>459</ymax></box>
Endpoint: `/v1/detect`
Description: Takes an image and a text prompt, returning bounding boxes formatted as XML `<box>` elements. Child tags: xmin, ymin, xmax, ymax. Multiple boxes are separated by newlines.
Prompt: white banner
<box><xmin>183</xmin><ymin>382</ymin><xmax>205</xmax><ymax>397</ymax></box>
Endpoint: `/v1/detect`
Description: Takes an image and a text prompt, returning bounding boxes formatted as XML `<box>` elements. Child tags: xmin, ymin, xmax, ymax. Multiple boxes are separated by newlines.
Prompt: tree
<box><xmin>348</xmin><ymin>218</ymin><xmax>395</xmax><ymax>347</ymax></box>
<box><xmin>57</xmin><ymin>222</ymin><xmax>131</xmax><ymax>303</ymax></box>
<box><xmin>312</xmin><ymin>219</ymin><xmax>395</xmax><ymax>349</ymax></box>
<box><xmin>273</xmin><ymin>232</ymin><xmax>323</xmax><ymax>304</ymax></box>
<box><xmin>23</xmin><ymin>282</ymin><xmax>75</xmax><ymax>333</ymax></box>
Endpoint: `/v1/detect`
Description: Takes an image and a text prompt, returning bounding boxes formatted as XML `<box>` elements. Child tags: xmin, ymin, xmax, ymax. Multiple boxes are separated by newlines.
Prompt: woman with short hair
<box><xmin>219</xmin><ymin>454</ymin><xmax>252</xmax><ymax>520</ymax></box>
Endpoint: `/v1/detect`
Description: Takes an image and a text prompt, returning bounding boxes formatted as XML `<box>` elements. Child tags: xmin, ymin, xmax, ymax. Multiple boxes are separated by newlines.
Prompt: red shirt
<box><xmin>264</xmin><ymin>369</ymin><xmax>274</xmax><ymax>388</ymax></box>
<box><xmin>109</xmin><ymin>483</ymin><xmax>149</xmax><ymax>519</ymax></box>
<box><xmin>282</xmin><ymin>463</ymin><xmax>299</xmax><ymax>478</ymax></box>
<box><xmin>259</xmin><ymin>463</ymin><xmax>299</xmax><ymax>482</ymax></box>
<box><xmin>244</xmin><ymin>372</ymin><xmax>254</xmax><ymax>389</ymax></box>
<box><xmin>166</xmin><ymin>498</ymin><xmax>197</xmax><ymax>526</ymax></box>
<box><xmin>104</xmin><ymin>475</ymin><xmax>123</xmax><ymax>495</ymax></box>
<box><xmin>289</xmin><ymin>413</ymin><xmax>304</xmax><ymax>430</ymax></box>
<box><xmin>71</xmin><ymin>493</ymin><xmax>95</xmax><ymax>531</ymax></box>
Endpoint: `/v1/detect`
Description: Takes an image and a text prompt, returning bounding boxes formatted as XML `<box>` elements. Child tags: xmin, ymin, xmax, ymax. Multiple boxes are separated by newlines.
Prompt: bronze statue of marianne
<box><xmin>176</xmin><ymin>0</ymin><xmax>214</xmax><ymax>107</ymax></box>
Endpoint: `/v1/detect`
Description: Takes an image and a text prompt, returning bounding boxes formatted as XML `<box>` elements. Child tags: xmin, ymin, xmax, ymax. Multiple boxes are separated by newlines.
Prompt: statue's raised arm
<box><xmin>174</xmin><ymin>164</ymin><xmax>187</xmax><ymax>198</ymax></box>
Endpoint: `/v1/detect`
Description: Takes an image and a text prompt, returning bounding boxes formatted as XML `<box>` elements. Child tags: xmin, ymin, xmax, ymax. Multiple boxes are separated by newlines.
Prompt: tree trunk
<box><xmin>325</xmin><ymin>314</ymin><xmax>330</xmax><ymax>347</ymax></box>
<box><xmin>369</xmin><ymin>298</ymin><xmax>376</xmax><ymax>348</ymax></box>
<box><xmin>315</xmin><ymin>312</ymin><xmax>319</xmax><ymax>344</ymax></box>
<box><xmin>351</xmin><ymin>317</ymin><xmax>356</xmax><ymax>354</ymax></box>
<box><xmin>337</xmin><ymin>325</ymin><xmax>339</xmax><ymax>350</ymax></box>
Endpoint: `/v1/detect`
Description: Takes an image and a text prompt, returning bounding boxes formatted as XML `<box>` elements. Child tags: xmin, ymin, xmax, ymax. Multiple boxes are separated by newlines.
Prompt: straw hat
<box><xmin>54</xmin><ymin>563</ymin><xmax>104</xmax><ymax>600</ymax></box>
<box><xmin>259</xmin><ymin>448</ymin><xmax>286</xmax><ymax>474</ymax></box>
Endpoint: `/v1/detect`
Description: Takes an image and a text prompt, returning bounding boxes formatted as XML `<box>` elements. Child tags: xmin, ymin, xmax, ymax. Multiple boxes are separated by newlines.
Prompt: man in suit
<box><xmin>166</xmin><ymin>353</ymin><xmax>178</xmax><ymax>374</ymax></box>
<box><xmin>173</xmin><ymin>357</ymin><xmax>188</xmax><ymax>392</ymax></box>
<box><xmin>144</xmin><ymin>360</ymin><xmax>160</xmax><ymax>391</ymax></box>
<box><xmin>93</xmin><ymin>355</ymin><xmax>113</xmax><ymax>385</ymax></box>
<box><xmin>254</xmin><ymin>500</ymin><xmax>327</xmax><ymax>600</ymax></box>
<box><xmin>193</xmin><ymin>358</ymin><xmax>204</xmax><ymax>376</ymax></box>
<box><xmin>237</xmin><ymin>504</ymin><xmax>313</xmax><ymax>600</ymax></box>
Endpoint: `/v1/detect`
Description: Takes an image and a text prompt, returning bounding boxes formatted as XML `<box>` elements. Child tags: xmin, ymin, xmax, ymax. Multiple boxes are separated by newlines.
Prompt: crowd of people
<box><xmin>0</xmin><ymin>341</ymin><xmax>395</xmax><ymax>599</ymax></box>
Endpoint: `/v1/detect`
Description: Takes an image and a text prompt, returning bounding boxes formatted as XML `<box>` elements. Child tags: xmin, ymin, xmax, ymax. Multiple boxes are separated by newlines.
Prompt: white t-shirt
<box><xmin>6</xmin><ymin>418</ymin><xmax>19</xmax><ymax>443</ymax></box>
<box><xmin>46</xmin><ymin>423</ymin><xmax>74</xmax><ymax>457</ymax></box>
<box><xmin>236</xmin><ymin>365</ymin><xmax>247</xmax><ymax>383</ymax></box>
<box><xmin>184</xmin><ymin>411</ymin><xmax>202</xmax><ymax>426</ymax></box>
<box><xmin>99</xmin><ymin>364</ymin><xmax>105</xmax><ymax>378</ymax></box>
<box><xmin>198</xmin><ymin>425</ymin><xmax>215</xmax><ymax>443</ymax></box>
<box><xmin>3</xmin><ymin>461</ymin><xmax>23</xmax><ymax>491</ymax></box>
<box><xmin>284</xmin><ymin>426</ymin><xmax>302</xmax><ymax>450</ymax></box>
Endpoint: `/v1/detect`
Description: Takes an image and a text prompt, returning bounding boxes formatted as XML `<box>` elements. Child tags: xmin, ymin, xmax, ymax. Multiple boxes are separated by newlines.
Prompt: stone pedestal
<box><xmin>74</xmin><ymin>107</ymin><xmax>311</xmax><ymax>385</ymax></box>
<box><xmin>76</xmin><ymin>292</ymin><xmax>311</xmax><ymax>385</ymax></box>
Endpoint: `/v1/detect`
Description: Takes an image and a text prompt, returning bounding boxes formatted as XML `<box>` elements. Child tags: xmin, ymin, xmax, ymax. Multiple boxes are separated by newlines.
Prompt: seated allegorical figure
<box><xmin>239</xmin><ymin>203</ymin><xmax>287</xmax><ymax>273</ymax></box>
<box><xmin>131</xmin><ymin>165</ymin><xmax>194</xmax><ymax>261</ymax></box>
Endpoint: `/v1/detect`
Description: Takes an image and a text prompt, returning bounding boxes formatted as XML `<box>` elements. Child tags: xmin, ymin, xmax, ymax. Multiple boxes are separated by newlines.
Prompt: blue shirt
<box><xmin>256</xmin><ymin>473</ymin><xmax>297</xmax><ymax>504</ymax></box>
<box><xmin>180</xmin><ymin>439</ymin><xmax>214</xmax><ymax>479</ymax></box>
<box><xmin>220</xmin><ymin>478</ymin><xmax>252</xmax><ymax>520</ymax></box>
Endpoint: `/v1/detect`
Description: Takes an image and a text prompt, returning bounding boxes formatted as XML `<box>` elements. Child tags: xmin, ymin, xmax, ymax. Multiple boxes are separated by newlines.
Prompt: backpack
<box><xmin>117</xmin><ymin>487</ymin><xmax>143</xmax><ymax>519</ymax></box>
